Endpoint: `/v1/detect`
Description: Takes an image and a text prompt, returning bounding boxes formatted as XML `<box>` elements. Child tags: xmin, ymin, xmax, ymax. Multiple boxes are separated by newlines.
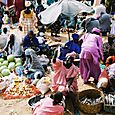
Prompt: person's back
<box><xmin>32</xmin><ymin>92</ymin><xmax>64</xmax><ymax>115</ymax></box>
<box><xmin>33</xmin><ymin>97</ymin><xmax>64</xmax><ymax>115</ymax></box>
<box><xmin>81</xmin><ymin>33</ymin><xmax>100</xmax><ymax>49</ymax></box>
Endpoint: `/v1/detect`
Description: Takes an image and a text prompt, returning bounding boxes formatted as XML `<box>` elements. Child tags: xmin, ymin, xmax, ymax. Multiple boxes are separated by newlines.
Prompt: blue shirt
<box><xmin>23</xmin><ymin>35</ymin><xmax>40</xmax><ymax>50</ymax></box>
<box><xmin>59</xmin><ymin>40</ymin><xmax>81</xmax><ymax>60</ymax></box>
<box><xmin>65</xmin><ymin>40</ymin><xmax>81</xmax><ymax>54</ymax></box>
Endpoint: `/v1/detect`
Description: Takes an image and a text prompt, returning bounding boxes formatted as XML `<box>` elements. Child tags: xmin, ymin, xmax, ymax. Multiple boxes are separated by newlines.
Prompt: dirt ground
<box><xmin>0</xmin><ymin>32</ymin><xmax>112</xmax><ymax>115</ymax></box>
<box><xmin>0</xmin><ymin>76</ymin><xmax>114</xmax><ymax>115</ymax></box>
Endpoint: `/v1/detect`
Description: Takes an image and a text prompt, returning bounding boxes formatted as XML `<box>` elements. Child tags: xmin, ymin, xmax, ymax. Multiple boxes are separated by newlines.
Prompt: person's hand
<box><xmin>24</xmin><ymin>69</ymin><xmax>28</xmax><ymax>74</ymax></box>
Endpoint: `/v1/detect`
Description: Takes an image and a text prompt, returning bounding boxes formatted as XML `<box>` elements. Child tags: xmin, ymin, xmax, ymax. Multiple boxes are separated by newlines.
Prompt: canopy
<box><xmin>38</xmin><ymin>0</ymin><xmax>92</xmax><ymax>25</ymax></box>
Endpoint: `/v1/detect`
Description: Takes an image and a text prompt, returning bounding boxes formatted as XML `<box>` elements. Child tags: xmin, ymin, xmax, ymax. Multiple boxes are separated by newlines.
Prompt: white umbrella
<box><xmin>38</xmin><ymin>0</ymin><xmax>92</xmax><ymax>25</ymax></box>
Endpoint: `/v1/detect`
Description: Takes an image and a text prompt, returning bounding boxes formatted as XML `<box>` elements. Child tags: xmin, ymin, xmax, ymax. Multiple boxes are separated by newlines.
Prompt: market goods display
<box><xmin>0</xmin><ymin>58</ymin><xmax>4</xmax><ymax>63</ymax></box>
<box><xmin>80</xmin><ymin>96</ymin><xmax>103</xmax><ymax>105</ymax></box>
<box><xmin>2</xmin><ymin>77</ymin><xmax>40</xmax><ymax>99</ymax></box>
<box><xmin>1</xmin><ymin>69</ymin><xmax>10</xmax><ymax>76</ymax></box>
<box><xmin>105</xmin><ymin>93</ymin><xmax>115</xmax><ymax>105</ymax></box>
<box><xmin>8</xmin><ymin>62</ymin><xmax>15</xmax><ymax>70</ymax></box>
<box><xmin>7</xmin><ymin>55</ymin><xmax>15</xmax><ymax>62</ymax></box>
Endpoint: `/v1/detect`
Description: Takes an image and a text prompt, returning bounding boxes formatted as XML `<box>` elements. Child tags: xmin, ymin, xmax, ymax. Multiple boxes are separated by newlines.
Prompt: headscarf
<box><xmin>25</xmin><ymin>48</ymin><xmax>45</xmax><ymax>74</ymax></box>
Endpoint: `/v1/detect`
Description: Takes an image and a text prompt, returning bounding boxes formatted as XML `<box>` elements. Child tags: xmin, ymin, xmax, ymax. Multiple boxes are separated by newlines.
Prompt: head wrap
<box><xmin>72</xmin><ymin>33</ymin><xmax>79</xmax><ymax>40</ymax></box>
<box><xmin>91</xmin><ymin>27</ymin><xmax>101</xmax><ymax>33</ymax></box>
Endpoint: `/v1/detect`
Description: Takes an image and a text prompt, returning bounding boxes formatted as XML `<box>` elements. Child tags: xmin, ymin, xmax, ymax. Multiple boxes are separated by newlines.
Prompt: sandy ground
<box><xmin>0</xmin><ymin>76</ymin><xmax>96</xmax><ymax>115</ymax></box>
<box><xmin>0</xmin><ymin>31</ymin><xmax>110</xmax><ymax>115</ymax></box>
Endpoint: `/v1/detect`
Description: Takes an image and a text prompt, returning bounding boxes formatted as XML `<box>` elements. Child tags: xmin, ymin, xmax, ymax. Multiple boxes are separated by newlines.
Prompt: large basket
<box><xmin>78</xmin><ymin>89</ymin><xmax>104</xmax><ymax>114</ymax></box>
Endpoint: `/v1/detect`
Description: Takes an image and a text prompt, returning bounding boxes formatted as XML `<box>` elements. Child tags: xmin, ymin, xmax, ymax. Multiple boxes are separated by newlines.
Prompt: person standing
<box><xmin>36</xmin><ymin>0</ymin><xmax>45</xmax><ymax>32</ymax></box>
<box><xmin>19</xmin><ymin>1</ymin><xmax>37</xmax><ymax>35</ymax></box>
<box><xmin>14</xmin><ymin>0</ymin><xmax>25</xmax><ymax>21</ymax></box>
<box><xmin>79</xmin><ymin>27</ymin><xmax>104</xmax><ymax>84</ymax></box>
<box><xmin>3</xmin><ymin>33</ymin><xmax>22</xmax><ymax>57</ymax></box>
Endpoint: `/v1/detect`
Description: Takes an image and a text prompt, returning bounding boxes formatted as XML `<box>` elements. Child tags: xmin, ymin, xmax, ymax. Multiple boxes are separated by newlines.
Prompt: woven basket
<box><xmin>78</xmin><ymin>89</ymin><xmax>104</xmax><ymax>114</ymax></box>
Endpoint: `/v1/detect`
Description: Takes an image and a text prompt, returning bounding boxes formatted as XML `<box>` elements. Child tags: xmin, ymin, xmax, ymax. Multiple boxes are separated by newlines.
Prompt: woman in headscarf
<box><xmin>32</xmin><ymin>92</ymin><xmax>64</xmax><ymax>115</ymax></box>
<box><xmin>79</xmin><ymin>27</ymin><xmax>104</xmax><ymax>84</ymax></box>
<box><xmin>23</xmin><ymin>48</ymin><xmax>45</xmax><ymax>79</ymax></box>
<box><xmin>3</xmin><ymin>33</ymin><xmax>22</xmax><ymax>57</ymax></box>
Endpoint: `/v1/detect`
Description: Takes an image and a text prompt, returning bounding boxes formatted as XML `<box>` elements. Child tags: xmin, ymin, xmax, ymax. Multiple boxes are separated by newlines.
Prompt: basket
<box><xmin>78</xmin><ymin>89</ymin><xmax>104</xmax><ymax>114</ymax></box>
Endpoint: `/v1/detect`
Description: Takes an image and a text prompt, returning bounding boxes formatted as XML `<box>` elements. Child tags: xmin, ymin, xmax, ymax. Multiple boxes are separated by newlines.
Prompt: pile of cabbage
<box><xmin>0</xmin><ymin>55</ymin><xmax>22</xmax><ymax>77</ymax></box>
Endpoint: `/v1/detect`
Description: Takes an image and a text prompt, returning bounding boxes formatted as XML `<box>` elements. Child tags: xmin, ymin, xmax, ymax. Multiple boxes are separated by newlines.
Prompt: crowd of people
<box><xmin>0</xmin><ymin>0</ymin><xmax>115</xmax><ymax>115</ymax></box>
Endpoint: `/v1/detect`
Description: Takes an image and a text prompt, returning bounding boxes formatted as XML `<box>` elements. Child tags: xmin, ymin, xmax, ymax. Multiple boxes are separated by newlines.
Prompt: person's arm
<box><xmin>34</xmin><ymin>37</ymin><xmax>40</xmax><ymax>47</ymax></box>
<box><xmin>52</xmin><ymin>49</ymin><xmax>58</xmax><ymax>63</ymax></box>
<box><xmin>23</xmin><ymin>36</ymin><xmax>28</xmax><ymax>50</ymax></box>
<box><xmin>97</xmin><ymin>36</ymin><xmax>104</xmax><ymax>60</ymax></box>
<box><xmin>3</xmin><ymin>40</ymin><xmax>10</xmax><ymax>52</ymax></box>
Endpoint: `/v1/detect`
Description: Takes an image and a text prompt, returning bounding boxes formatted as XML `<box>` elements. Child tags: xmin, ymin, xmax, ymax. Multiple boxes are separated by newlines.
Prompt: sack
<box><xmin>36</xmin><ymin>77</ymin><xmax>51</xmax><ymax>94</ymax></box>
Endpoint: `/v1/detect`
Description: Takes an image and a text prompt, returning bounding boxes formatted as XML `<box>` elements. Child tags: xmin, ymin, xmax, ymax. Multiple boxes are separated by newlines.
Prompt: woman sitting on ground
<box><xmin>32</xmin><ymin>92</ymin><xmax>64</xmax><ymax>115</ymax></box>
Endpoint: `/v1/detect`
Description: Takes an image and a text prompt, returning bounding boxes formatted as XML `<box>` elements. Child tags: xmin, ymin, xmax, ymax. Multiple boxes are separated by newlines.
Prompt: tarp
<box><xmin>38</xmin><ymin>0</ymin><xmax>92</xmax><ymax>25</ymax></box>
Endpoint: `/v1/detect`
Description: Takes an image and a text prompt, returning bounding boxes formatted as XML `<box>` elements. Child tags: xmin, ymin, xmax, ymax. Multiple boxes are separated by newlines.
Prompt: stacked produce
<box><xmin>105</xmin><ymin>94</ymin><xmax>115</xmax><ymax>105</ymax></box>
<box><xmin>80</xmin><ymin>96</ymin><xmax>103</xmax><ymax>105</ymax></box>
<box><xmin>0</xmin><ymin>55</ymin><xmax>22</xmax><ymax>77</ymax></box>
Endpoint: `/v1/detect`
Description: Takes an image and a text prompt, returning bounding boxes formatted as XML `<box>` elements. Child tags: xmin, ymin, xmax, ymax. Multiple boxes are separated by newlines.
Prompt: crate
<box><xmin>104</xmin><ymin>92</ymin><xmax>115</xmax><ymax>113</ymax></box>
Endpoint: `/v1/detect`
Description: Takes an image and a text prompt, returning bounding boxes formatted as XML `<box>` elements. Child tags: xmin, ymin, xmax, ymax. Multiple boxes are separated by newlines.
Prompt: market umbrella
<box><xmin>38</xmin><ymin>0</ymin><xmax>92</xmax><ymax>25</ymax></box>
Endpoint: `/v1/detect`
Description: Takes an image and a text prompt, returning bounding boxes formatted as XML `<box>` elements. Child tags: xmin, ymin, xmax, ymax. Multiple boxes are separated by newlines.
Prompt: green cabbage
<box><xmin>1</xmin><ymin>69</ymin><xmax>10</xmax><ymax>76</ymax></box>
<box><xmin>15</xmin><ymin>62</ymin><xmax>22</xmax><ymax>67</ymax></box>
<box><xmin>0</xmin><ymin>58</ymin><xmax>4</xmax><ymax>63</ymax></box>
<box><xmin>2</xmin><ymin>60</ymin><xmax>8</xmax><ymax>66</ymax></box>
<box><xmin>15</xmin><ymin>58</ymin><xmax>22</xmax><ymax>63</ymax></box>
<box><xmin>0</xmin><ymin>66</ymin><xmax>7</xmax><ymax>72</ymax></box>
<box><xmin>8</xmin><ymin>62</ymin><xmax>15</xmax><ymax>71</ymax></box>
<box><xmin>7</xmin><ymin>55</ymin><xmax>15</xmax><ymax>62</ymax></box>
